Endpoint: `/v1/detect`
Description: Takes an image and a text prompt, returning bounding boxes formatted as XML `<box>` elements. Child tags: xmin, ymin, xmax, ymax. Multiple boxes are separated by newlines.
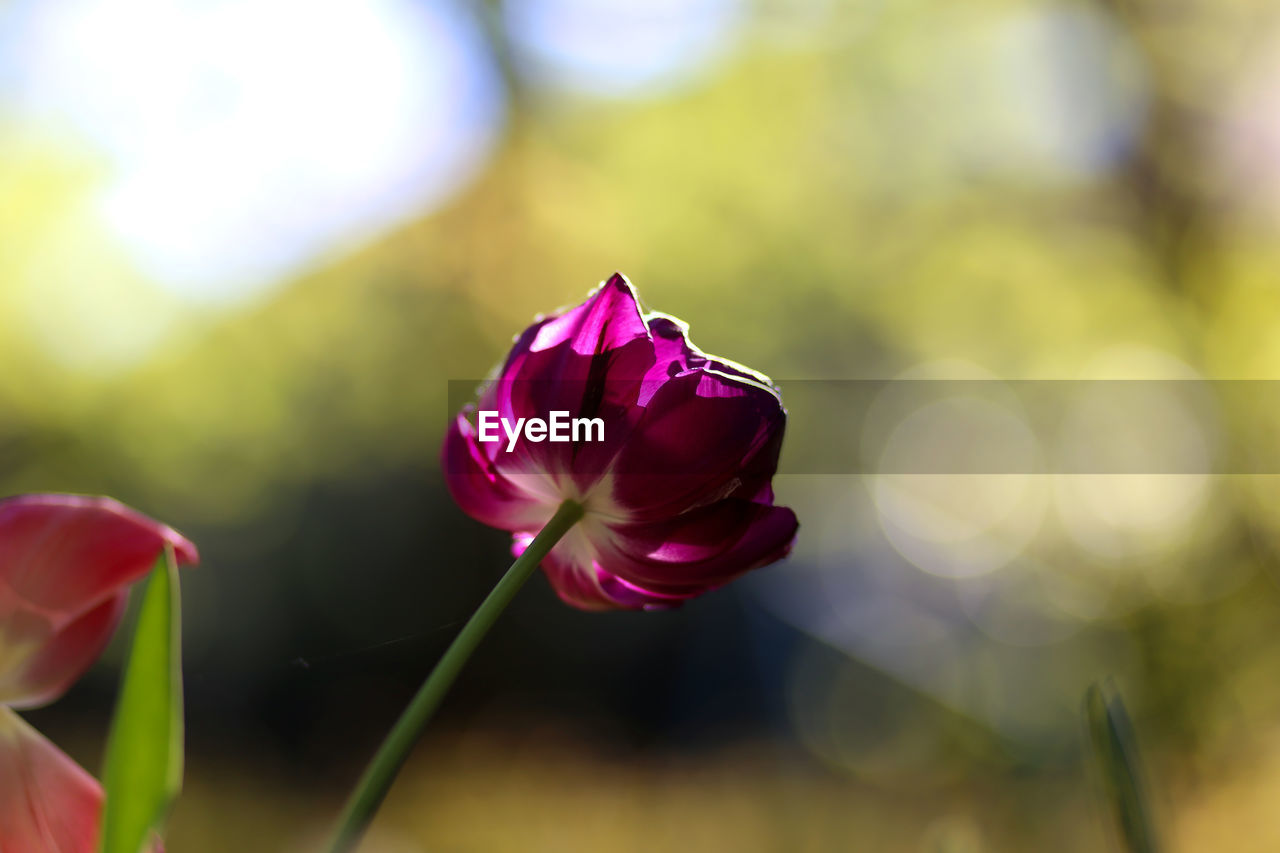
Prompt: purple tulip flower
<box><xmin>443</xmin><ymin>273</ymin><xmax>798</xmax><ymax>610</ymax></box>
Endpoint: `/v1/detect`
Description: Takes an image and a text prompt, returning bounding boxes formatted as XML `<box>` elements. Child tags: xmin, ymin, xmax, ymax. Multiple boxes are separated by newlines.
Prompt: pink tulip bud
<box><xmin>0</xmin><ymin>494</ymin><xmax>197</xmax><ymax>852</ymax></box>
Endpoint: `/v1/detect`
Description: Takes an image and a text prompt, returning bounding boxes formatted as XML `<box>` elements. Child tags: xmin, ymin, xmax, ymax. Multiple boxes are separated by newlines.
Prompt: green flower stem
<box><xmin>326</xmin><ymin>499</ymin><xmax>585</xmax><ymax>853</ymax></box>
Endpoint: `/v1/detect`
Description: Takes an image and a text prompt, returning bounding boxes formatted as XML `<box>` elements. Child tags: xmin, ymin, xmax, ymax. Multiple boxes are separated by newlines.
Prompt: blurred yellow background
<box><xmin>7</xmin><ymin>0</ymin><xmax>1280</xmax><ymax>849</ymax></box>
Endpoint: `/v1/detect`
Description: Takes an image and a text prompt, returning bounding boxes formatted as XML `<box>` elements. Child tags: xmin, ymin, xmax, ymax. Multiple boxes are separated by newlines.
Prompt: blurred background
<box><xmin>5</xmin><ymin>0</ymin><xmax>1280</xmax><ymax>849</ymax></box>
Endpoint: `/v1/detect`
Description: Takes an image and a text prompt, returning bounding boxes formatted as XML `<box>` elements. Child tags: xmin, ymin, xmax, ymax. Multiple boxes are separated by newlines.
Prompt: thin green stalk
<box><xmin>1084</xmin><ymin>679</ymin><xmax>1161</xmax><ymax>853</ymax></box>
<box><xmin>326</xmin><ymin>499</ymin><xmax>585</xmax><ymax>853</ymax></box>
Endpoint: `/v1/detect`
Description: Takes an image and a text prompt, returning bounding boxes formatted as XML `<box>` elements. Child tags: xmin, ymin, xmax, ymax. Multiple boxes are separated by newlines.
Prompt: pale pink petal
<box><xmin>0</xmin><ymin>706</ymin><xmax>101</xmax><ymax>853</ymax></box>
<box><xmin>0</xmin><ymin>595</ymin><xmax>128</xmax><ymax>709</ymax></box>
<box><xmin>0</xmin><ymin>495</ymin><xmax>198</xmax><ymax>621</ymax></box>
<box><xmin>0</xmin><ymin>495</ymin><xmax>198</xmax><ymax>707</ymax></box>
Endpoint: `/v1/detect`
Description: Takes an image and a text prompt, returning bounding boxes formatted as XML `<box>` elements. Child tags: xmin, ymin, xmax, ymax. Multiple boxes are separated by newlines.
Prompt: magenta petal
<box><xmin>0</xmin><ymin>495</ymin><xmax>198</xmax><ymax>621</ymax></box>
<box><xmin>610</xmin><ymin>370</ymin><xmax>786</xmax><ymax>519</ymax></box>
<box><xmin>642</xmin><ymin>314</ymin><xmax>773</xmax><ymax>405</ymax></box>
<box><xmin>491</xmin><ymin>275</ymin><xmax>657</xmax><ymax>487</ymax></box>
<box><xmin>522</xmin><ymin>536</ymin><xmax>618</xmax><ymax>611</ymax></box>
<box><xmin>527</xmin><ymin>274</ymin><xmax>650</xmax><ymax>357</ymax></box>
<box><xmin>592</xmin><ymin>569</ymin><xmax>695</xmax><ymax>610</ymax></box>
<box><xmin>504</xmin><ymin>274</ymin><xmax>654</xmax><ymax>410</ymax></box>
<box><xmin>522</xmin><ymin>534</ymin><xmax>691</xmax><ymax>611</ymax></box>
<box><xmin>599</xmin><ymin>499</ymin><xmax>798</xmax><ymax>594</ymax></box>
<box><xmin>442</xmin><ymin>412</ymin><xmax>554</xmax><ymax>532</ymax></box>
<box><xmin>0</xmin><ymin>707</ymin><xmax>102</xmax><ymax>853</ymax></box>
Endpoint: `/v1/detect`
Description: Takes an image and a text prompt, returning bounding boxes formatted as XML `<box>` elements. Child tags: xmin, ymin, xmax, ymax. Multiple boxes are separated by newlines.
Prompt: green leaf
<box><xmin>99</xmin><ymin>546</ymin><xmax>184</xmax><ymax>853</ymax></box>
<box><xmin>1084</xmin><ymin>679</ymin><xmax>1161</xmax><ymax>853</ymax></box>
